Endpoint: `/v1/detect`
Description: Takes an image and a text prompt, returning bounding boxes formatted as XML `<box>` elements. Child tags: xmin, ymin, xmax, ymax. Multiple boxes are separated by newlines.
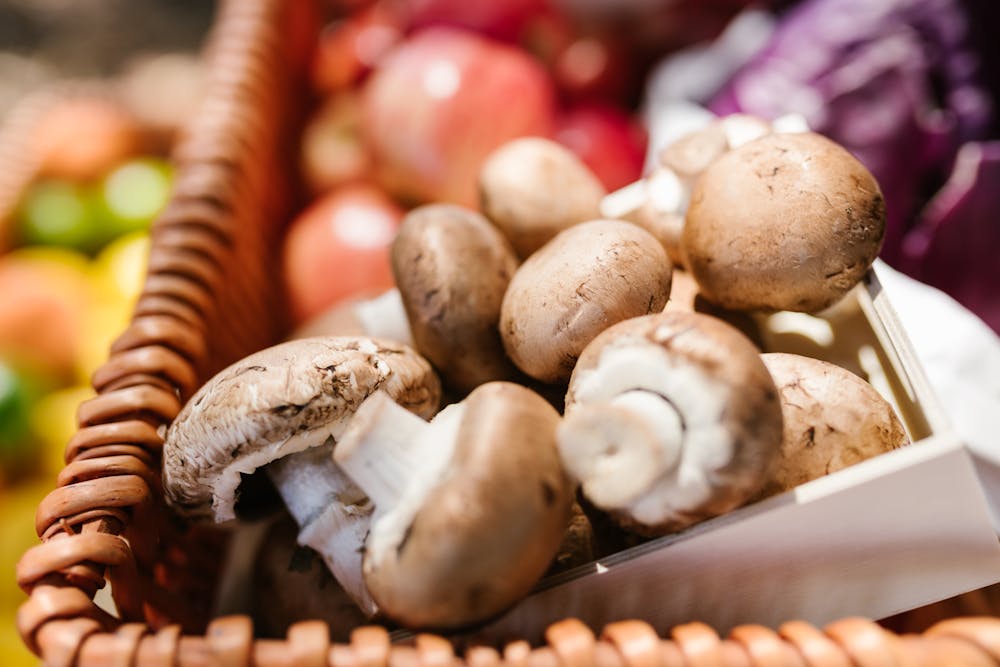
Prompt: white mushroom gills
<box><xmin>353</xmin><ymin>288</ymin><xmax>414</xmax><ymax>347</ymax></box>
<box><xmin>558</xmin><ymin>340</ymin><xmax>734</xmax><ymax>525</ymax></box>
<box><xmin>266</xmin><ymin>444</ymin><xmax>378</xmax><ymax>615</ymax></box>
<box><xmin>558</xmin><ymin>390</ymin><xmax>682</xmax><ymax>508</ymax></box>
<box><xmin>334</xmin><ymin>391</ymin><xmax>466</xmax><ymax>567</ymax></box>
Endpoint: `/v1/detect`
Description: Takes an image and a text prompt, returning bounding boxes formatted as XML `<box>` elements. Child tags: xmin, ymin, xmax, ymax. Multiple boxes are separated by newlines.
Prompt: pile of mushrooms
<box><xmin>161</xmin><ymin>117</ymin><xmax>910</xmax><ymax>634</ymax></box>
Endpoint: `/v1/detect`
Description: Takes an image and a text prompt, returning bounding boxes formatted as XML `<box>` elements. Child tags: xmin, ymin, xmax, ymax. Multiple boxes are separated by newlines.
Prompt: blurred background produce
<box><xmin>2</xmin><ymin>0</ymin><xmax>999</xmax><ymax>663</ymax></box>
<box><xmin>0</xmin><ymin>2</ymin><xmax>212</xmax><ymax>663</ymax></box>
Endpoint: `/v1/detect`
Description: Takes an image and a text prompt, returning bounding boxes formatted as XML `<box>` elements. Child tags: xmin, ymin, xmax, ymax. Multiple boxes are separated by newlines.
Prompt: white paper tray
<box><xmin>462</xmin><ymin>267</ymin><xmax>1000</xmax><ymax>644</ymax></box>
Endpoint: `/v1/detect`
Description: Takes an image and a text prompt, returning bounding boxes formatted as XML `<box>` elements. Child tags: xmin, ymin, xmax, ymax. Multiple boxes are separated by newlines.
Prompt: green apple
<box><xmin>16</xmin><ymin>180</ymin><xmax>107</xmax><ymax>253</ymax></box>
<box><xmin>95</xmin><ymin>158</ymin><xmax>172</xmax><ymax>237</ymax></box>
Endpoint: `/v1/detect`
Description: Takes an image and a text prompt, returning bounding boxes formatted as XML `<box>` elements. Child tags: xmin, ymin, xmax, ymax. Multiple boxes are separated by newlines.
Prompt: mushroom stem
<box><xmin>558</xmin><ymin>390</ymin><xmax>682</xmax><ymax>509</ymax></box>
<box><xmin>353</xmin><ymin>288</ymin><xmax>413</xmax><ymax>347</ymax></box>
<box><xmin>335</xmin><ymin>391</ymin><xmax>465</xmax><ymax>554</ymax></box>
<box><xmin>266</xmin><ymin>445</ymin><xmax>377</xmax><ymax>615</ymax></box>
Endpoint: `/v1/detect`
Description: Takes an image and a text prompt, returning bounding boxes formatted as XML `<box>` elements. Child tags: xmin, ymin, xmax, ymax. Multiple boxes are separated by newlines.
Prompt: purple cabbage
<box><xmin>901</xmin><ymin>141</ymin><xmax>1000</xmax><ymax>333</ymax></box>
<box><xmin>709</xmin><ymin>0</ymin><xmax>999</xmax><ymax>332</ymax></box>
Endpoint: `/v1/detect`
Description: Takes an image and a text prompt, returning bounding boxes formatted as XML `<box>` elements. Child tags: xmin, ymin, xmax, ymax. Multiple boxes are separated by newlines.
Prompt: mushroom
<box><xmin>600</xmin><ymin>170</ymin><xmax>688</xmax><ymax>267</ymax></box>
<box><xmin>664</xmin><ymin>268</ymin><xmax>763</xmax><ymax>349</ymax></box>
<box><xmin>682</xmin><ymin>131</ymin><xmax>886</xmax><ymax>313</ymax></box>
<box><xmin>479</xmin><ymin>137</ymin><xmax>606</xmax><ymax>258</ymax></box>
<box><xmin>391</xmin><ymin>204</ymin><xmax>521</xmax><ymax>394</ymax></box>
<box><xmin>601</xmin><ymin>112</ymin><xmax>804</xmax><ymax>267</ymax></box>
<box><xmin>333</xmin><ymin>381</ymin><xmax>574</xmax><ymax>629</ymax></box>
<box><xmin>162</xmin><ymin>336</ymin><xmax>441</xmax><ymax>615</ymax></box>
<box><xmin>658</xmin><ymin>120</ymin><xmax>729</xmax><ymax>180</ymax></box>
<box><xmin>289</xmin><ymin>288</ymin><xmax>413</xmax><ymax>345</ymax></box>
<box><xmin>252</xmin><ymin>513</ymin><xmax>368</xmax><ymax>640</ymax></box>
<box><xmin>547</xmin><ymin>502</ymin><xmax>596</xmax><ymax>576</ymax></box>
<box><xmin>557</xmin><ymin>311</ymin><xmax>783</xmax><ymax>536</ymax></box>
<box><xmin>758</xmin><ymin>352</ymin><xmax>909</xmax><ymax>498</ymax></box>
<box><xmin>500</xmin><ymin>219</ymin><xmax>672</xmax><ymax>384</ymax></box>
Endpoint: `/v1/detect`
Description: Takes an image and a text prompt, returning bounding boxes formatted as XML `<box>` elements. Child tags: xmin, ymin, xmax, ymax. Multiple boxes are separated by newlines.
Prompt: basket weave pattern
<box><xmin>11</xmin><ymin>0</ymin><xmax>1000</xmax><ymax>664</ymax></box>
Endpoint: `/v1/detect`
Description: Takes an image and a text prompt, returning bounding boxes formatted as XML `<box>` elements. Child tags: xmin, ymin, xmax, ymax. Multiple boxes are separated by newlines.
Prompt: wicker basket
<box><xmin>11</xmin><ymin>0</ymin><xmax>1000</xmax><ymax>664</ymax></box>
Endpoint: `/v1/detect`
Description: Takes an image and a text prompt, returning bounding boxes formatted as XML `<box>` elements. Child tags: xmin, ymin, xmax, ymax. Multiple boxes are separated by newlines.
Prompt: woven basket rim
<box><xmin>10</xmin><ymin>1</ymin><xmax>1000</xmax><ymax>665</ymax></box>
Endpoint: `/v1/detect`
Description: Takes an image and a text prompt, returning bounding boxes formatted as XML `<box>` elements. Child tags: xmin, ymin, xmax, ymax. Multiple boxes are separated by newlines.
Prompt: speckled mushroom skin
<box><xmin>500</xmin><ymin>219</ymin><xmax>673</xmax><ymax>384</ymax></box>
<box><xmin>362</xmin><ymin>382</ymin><xmax>574</xmax><ymax>630</ymax></box>
<box><xmin>683</xmin><ymin>132</ymin><xmax>885</xmax><ymax>313</ymax></box>
<box><xmin>758</xmin><ymin>352</ymin><xmax>909</xmax><ymax>498</ymax></box>
<box><xmin>392</xmin><ymin>204</ymin><xmax>520</xmax><ymax>394</ymax></box>
<box><xmin>566</xmin><ymin>312</ymin><xmax>783</xmax><ymax>536</ymax></box>
<box><xmin>163</xmin><ymin>337</ymin><xmax>440</xmax><ymax>522</ymax></box>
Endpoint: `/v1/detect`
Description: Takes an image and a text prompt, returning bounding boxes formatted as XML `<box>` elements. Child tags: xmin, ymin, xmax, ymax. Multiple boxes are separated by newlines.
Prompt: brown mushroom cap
<box><xmin>758</xmin><ymin>352</ymin><xmax>909</xmax><ymax>497</ymax></box>
<box><xmin>347</xmin><ymin>381</ymin><xmax>574</xmax><ymax>630</ymax></box>
<box><xmin>658</xmin><ymin>122</ymin><xmax>728</xmax><ymax>178</ymax></box>
<box><xmin>479</xmin><ymin>137</ymin><xmax>606</xmax><ymax>258</ymax></box>
<box><xmin>683</xmin><ymin>131</ymin><xmax>885</xmax><ymax>313</ymax></box>
<box><xmin>562</xmin><ymin>311</ymin><xmax>783</xmax><ymax>536</ymax></box>
<box><xmin>391</xmin><ymin>204</ymin><xmax>520</xmax><ymax>394</ymax></box>
<box><xmin>500</xmin><ymin>219</ymin><xmax>673</xmax><ymax>384</ymax></box>
<box><xmin>162</xmin><ymin>337</ymin><xmax>440</xmax><ymax>522</ymax></box>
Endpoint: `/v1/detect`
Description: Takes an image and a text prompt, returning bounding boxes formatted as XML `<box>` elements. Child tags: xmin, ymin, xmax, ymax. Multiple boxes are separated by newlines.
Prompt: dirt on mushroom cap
<box><xmin>758</xmin><ymin>352</ymin><xmax>909</xmax><ymax>498</ymax></box>
<box><xmin>162</xmin><ymin>336</ymin><xmax>440</xmax><ymax>523</ymax></box>
<box><xmin>392</xmin><ymin>204</ymin><xmax>520</xmax><ymax>393</ymax></box>
<box><xmin>500</xmin><ymin>219</ymin><xmax>673</xmax><ymax>384</ymax></box>
<box><xmin>682</xmin><ymin>131</ymin><xmax>885</xmax><ymax>313</ymax></box>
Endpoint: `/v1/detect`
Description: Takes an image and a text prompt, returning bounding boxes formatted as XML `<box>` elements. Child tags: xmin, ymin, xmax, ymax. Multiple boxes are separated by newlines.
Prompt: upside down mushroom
<box><xmin>162</xmin><ymin>336</ymin><xmax>441</xmax><ymax>615</ymax></box>
<box><xmin>333</xmin><ymin>381</ymin><xmax>575</xmax><ymax>629</ymax></box>
<box><xmin>558</xmin><ymin>311</ymin><xmax>783</xmax><ymax>536</ymax></box>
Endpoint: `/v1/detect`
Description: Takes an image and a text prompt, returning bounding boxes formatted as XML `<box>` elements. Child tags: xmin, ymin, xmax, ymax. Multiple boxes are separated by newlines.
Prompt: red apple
<box><xmin>300</xmin><ymin>92</ymin><xmax>372</xmax><ymax>195</ymax></box>
<box><xmin>362</xmin><ymin>27</ymin><xmax>557</xmax><ymax>207</ymax></box>
<box><xmin>33</xmin><ymin>97</ymin><xmax>142</xmax><ymax>182</ymax></box>
<box><xmin>282</xmin><ymin>183</ymin><xmax>404</xmax><ymax>324</ymax></box>
<box><xmin>554</xmin><ymin>103</ymin><xmax>647</xmax><ymax>191</ymax></box>
<box><xmin>312</xmin><ymin>3</ymin><xmax>404</xmax><ymax>93</ymax></box>
<box><xmin>402</xmin><ymin>0</ymin><xmax>549</xmax><ymax>41</ymax></box>
<box><xmin>552</xmin><ymin>33</ymin><xmax>634</xmax><ymax>103</ymax></box>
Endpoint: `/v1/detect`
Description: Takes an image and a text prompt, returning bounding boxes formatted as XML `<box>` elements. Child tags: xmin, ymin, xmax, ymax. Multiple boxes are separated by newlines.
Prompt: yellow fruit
<box><xmin>89</xmin><ymin>231</ymin><xmax>150</xmax><ymax>304</ymax></box>
<box><xmin>0</xmin><ymin>612</ymin><xmax>40</xmax><ymax>667</ymax></box>
<box><xmin>0</xmin><ymin>248</ymin><xmax>93</xmax><ymax>382</ymax></box>
<box><xmin>77</xmin><ymin>232</ymin><xmax>150</xmax><ymax>383</ymax></box>
<box><xmin>0</xmin><ymin>479</ymin><xmax>56</xmax><ymax>666</ymax></box>
<box><xmin>29</xmin><ymin>386</ymin><xmax>95</xmax><ymax>477</ymax></box>
<box><xmin>75</xmin><ymin>299</ymin><xmax>132</xmax><ymax>386</ymax></box>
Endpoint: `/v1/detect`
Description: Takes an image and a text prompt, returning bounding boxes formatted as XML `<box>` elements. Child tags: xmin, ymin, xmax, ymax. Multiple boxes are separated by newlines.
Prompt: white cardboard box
<box><xmin>466</xmin><ymin>268</ymin><xmax>1000</xmax><ymax>644</ymax></box>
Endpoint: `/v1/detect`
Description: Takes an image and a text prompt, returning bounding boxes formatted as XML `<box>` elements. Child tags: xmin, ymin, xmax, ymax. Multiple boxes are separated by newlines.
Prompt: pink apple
<box><xmin>282</xmin><ymin>183</ymin><xmax>404</xmax><ymax>324</ymax></box>
<box><xmin>552</xmin><ymin>34</ymin><xmax>634</xmax><ymax>103</ymax></box>
<box><xmin>311</xmin><ymin>3</ymin><xmax>404</xmax><ymax>94</ymax></box>
<box><xmin>555</xmin><ymin>103</ymin><xmax>647</xmax><ymax>191</ymax></box>
<box><xmin>403</xmin><ymin>0</ymin><xmax>549</xmax><ymax>41</ymax></box>
<box><xmin>300</xmin><ymin>92</ymin><xmax>372</xmax><ymax>195</ymax></box>
<box><xmin>362</xmin><ymin>27</ymin><xmax>557</xmax><ymax>207</ymax></box>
